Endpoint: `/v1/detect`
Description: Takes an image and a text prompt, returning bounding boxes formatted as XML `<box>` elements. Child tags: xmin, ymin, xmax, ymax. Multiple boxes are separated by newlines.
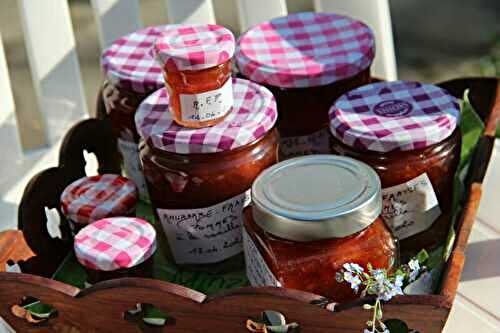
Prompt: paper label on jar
<box><xmin>243</xmin><ymin>227</ymin><xmax>281</xmax><ymax>287</ymax></box>
<box><xmin>157</xmin><ymin>190</ymin><xmax>251</xmax><ymax>264</ymax></box>
<box><xmin>179</xmin><ymin>78</ymin><xmax>233</xmax><ymax>122</ymax></box>
<box><xmin>381</xmin><ymin>173</ymin><xmax>442</xmax><ymax>240</ymax></box>
<box><xmin>117</xmin><ymin>139</ymin><xmax>149</xmax><ymax>201</ymax></box>
<box><xmin>279</xmin><ymin>128</ymin><xmax>331</xmax><ymax>160</ymax></box>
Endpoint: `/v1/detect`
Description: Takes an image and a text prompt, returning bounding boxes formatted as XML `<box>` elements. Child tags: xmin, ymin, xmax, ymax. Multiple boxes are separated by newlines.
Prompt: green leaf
<box><xmin>262</xmin><ymin>310</ymin><xmax>286</xmax><ymax>326</ymax></box>
<box><xmin>23</xmin><ymin>301</ymin><xmax>56</xmax><ymax>319</ymax></box>
<box><xmin>415</xmin><ymin>249</ymin><xmax>429</xmax><ymax>264</ymax></box>
<box><xmin>384</xmin><ymin>319</ymin><xmax>409</xmax><ymax>333</ymax></box>
<box><xmin>459</xmin><ymin>90</ymin><xmax>485</xmax><ymax>172</ymax></box>
<box><xmin>142</xmin><ymin>304</ymin><xmax>169</xmax><ymax>326</ymax></box>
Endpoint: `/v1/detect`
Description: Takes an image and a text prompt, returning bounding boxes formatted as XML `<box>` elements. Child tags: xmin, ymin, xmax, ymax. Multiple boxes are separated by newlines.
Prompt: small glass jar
<box><xmin>74</xmin><ymin>217</ymin><xmax>156</xmax><ymax>284</ymax></box>
<box><xmin>329</xmin><ymin>81</ymin><xmax>461</xmax><ymax>257</ymax></box>
<box><xmin>135</xmin><ymin>78</ymin><xmax>279</xmax><ymax>269</ymax></box>
<box><xmin>101</xmin><ymin>26</ymin><xmax>166</xmax><ymax>200</ymax></box>
<box><xmin>243</xmin><ymin>155</ymin><xmax>397</xmax><ymax>302</ymax></box>
<box><xmin>235</xmin><ymin>12</ymin><xmax>374</xmax><ymax>160</ymax></box>
<box><xmin>153</xmin><ymin>24</ymin><xmax>235</xmax><ymax>128</ymax></box>
<box><xmin>60</xmin><ymin>174</ymin><xmax>138</xmax><ymax>234</ymax></box>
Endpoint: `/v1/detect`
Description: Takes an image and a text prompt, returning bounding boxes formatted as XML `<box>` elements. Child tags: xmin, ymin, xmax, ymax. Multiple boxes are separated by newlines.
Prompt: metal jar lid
<box><xmin>251</xmin><ymin>155</ymin><xmax>382</xmax><ymax>241</ymax></box>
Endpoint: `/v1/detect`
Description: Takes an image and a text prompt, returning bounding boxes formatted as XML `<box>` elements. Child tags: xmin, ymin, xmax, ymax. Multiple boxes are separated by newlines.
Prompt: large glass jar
<box><xmin>154</xmin><ymin>24</ymin><xmax>235</xmax><ymax>128</ymax></box>
<box><xmin>235</xmin><ymin>12</ymin><xmax>374</xmax><ymax>160</ymax></box>
<box><xmin>243</xmin><ymin>155</ymin><xmax>397</xmax><ymax>302</ymax></box>
<box><xmin>136</xmin><ymin>78</ymin><xmax>279</xmax><ymax>269</ymax></box>
<box><xmin>329</xmin><ymin>81</ymin><xmax>461</xmax><ymax>257</ymax></box>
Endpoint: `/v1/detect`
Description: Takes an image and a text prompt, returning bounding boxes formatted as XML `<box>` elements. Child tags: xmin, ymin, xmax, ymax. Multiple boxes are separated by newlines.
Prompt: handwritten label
<box><xmin>179</xmin><ymin>78</ymin><xmax>233</xmax><ymax>122</ymax></box>
<box><xmin>279</xmin><ymin>128</ymin><xmax>331</xmax><ymax>160</ymax></box>
<box><xmin>381</xmin><ymin>173</ymin><xmax>441</xmax><ymax>240</ymax></box>
<box><xmin>243</xmin><ymin>227</ymin><xmax>281</xmax><ymax>287</ymax></box>
<box><xmin>157</xmin><ymin>190</ymin><xmax>251</xmax><ymax>264</ymax></box>
<box><xmin>118</xmin><ymin>139</ymin><xmax>149</xmax><ymax>201</ymax></box>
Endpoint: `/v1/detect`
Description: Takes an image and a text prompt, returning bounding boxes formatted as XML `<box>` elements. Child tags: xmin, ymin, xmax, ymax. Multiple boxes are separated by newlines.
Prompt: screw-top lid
<box><xmin>252</xmin><ymin>155</ymin><xmax>382</xmax><ymax>241</ymax></box>
<box><xmin>235</xmin><ymin>12</ymin><xmax>375</xmax><ymax>88</ymax></box>
<box><xmin>60</xmin><ymin>174</ymin><xmax>138</xmax><ymax>225</ymax></box>
<box><xmin>153</xmin><ymin>24</ymin><xmax>235</xmax><ymax>71</ymax></box>
<box><xmin>329</xmin><ymin>80</ymin><xmax>460</xmax><ymax>152</ymax></box>
<box><xmin>74</xmin><ymin>217</ymin><xmax>156</xmax><ymax>271</ymax></box>
<box><xmin>135</xmin><ymin>78</ymin><xmax>277</xmax><ymax>154</ymax></box>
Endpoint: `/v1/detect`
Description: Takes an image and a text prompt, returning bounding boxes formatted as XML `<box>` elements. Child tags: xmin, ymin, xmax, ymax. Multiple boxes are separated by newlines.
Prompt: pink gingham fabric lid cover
<box><xmin>74</xmin><ymin>217</ymin><xmax>156</xmax><ymax>271</ymax></box>
<box><xmin>60</xmin><ymin>174</ymin><xmax>138</xmax><ymax>225</ymax></box>
<box><xmin>135</xmin><ymin>78</ymin><xmax>277</xmax><ymax>154</ymax></box>
<box><xmin>329</xmin><ymin>81</ymin><xmax>460</xmax><ymax>152</ymax></box>
<box><xmin>236</xmin><ymin>12</ymin><xmax>375</xmax><ymax>88</ymax></box>
<box><xmin>153</xmin><ymin>24</ymin><xmax>235</xmax><ymax>71</ymax></box>
<box><xmin>101</xmin><ymin>25</ymin><xmax>167</xmax><ymax>94</ymax></box>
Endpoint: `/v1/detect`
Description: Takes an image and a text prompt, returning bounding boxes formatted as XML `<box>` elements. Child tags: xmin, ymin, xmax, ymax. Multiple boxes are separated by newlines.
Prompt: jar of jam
<box><xmin>329</xmin><ymin>81</ymin><xmax>461</xmax><ymax>256</ymax></box>
<box><xmin>135</xmin><ymin>78</ymin><xmax>279</xmax><ymax>268</ymax></box>
<box><xmin>235</xmin><ymin>12</ymin><xmax>374</xmax><ymax>160</ymax></box>
<box><xmin>74</xmin><ymin>217</ymin><xmax>156</xmax><ymax>284</ymax></box>
<box><xmin>243</xmin><ymin>155</ymin><xmax>397</xmax><ymax>302</ymax></box>
<box><xmin>153</xmin><ymin>24</ymin><xmax>235</xmax><ymax>128</ymax></box>
<box><xmin>101</xmin><ymin>26</ymin><xmax>167</xmax><ymax>201</ymax></box>
<box><xmin>60</xmin><ymin>174</ymin><xmax>138</xmax><ymax>234</ymax></box>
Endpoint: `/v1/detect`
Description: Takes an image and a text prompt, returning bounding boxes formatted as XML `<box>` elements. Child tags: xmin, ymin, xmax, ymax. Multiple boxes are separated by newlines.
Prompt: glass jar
<box><xmin>235</xmin><ymin>12</ymin><xmax>374</xmax><ymax>160</ymax></box>
<box><xmin>153</xmin><ymin>24</ymin><xmax>235</xmax><ymax>128</ymax></box>
<box><xmin>243</xmin><ymin>155</ymin><xmax>397</xmax><ymax>302</ymax></box>
<box><xmin>135</xmin><ymin>78</ymin><xmax>279</xmax><ymax>269</ymax></box>
<box><xmin>329</xmin><ymin>81</ymin><xmax>461</xmax><ymax>257</ymax></box>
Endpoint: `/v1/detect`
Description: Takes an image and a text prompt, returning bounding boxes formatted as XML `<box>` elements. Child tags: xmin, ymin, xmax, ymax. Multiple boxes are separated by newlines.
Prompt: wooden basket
<box><xmin>0</xmin><ymin>77</ymin><xmax>498</xmax><ymax>332</ymax></box>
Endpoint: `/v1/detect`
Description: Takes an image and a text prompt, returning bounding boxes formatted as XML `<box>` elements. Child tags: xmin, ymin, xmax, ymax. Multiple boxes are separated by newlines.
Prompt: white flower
<box><xmin>343</xmin><ymin>271</ymin><xmax>362</xmax><ymax>293</ymax></box>
<box><xmin>343</xmin><ymin>263</ymin><xmax>364</xmax><ymax>274</ymax></box>
<box><xmin>363</xmin><ymin>329</ymin><xmax>374</xmax><ymax>333</ymax></box>
<box><xmin>394</xmin><ymin>274</ymin><xmax>404</xmax><ymax>287</ymax></box>
<box><xmin>408</xmin><ymin>259</ymin><xmax>420</xmax><ymax>271</ymax></box>
<box><xmin>383</xmin><ymin>330</ymin><xmax>390</xmax><ymax>333</ymax></box>
<box><xmin>372</xmin><ymin>269</ymin><xmax>386</xmax><ymax>282</ymax></box>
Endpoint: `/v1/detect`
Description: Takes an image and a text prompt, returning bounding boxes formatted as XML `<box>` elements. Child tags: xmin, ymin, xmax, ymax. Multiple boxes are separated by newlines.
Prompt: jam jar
<box><xmin>74</xmin><ymin>217</ymin><xmax>156</xmax><ymax>284</ymax></box>
<box><xmin>60</xmin><ymin>174</ymin><xmax>138</xmax><ymax>234</ymax></box>
<box><xmin>243</xmin><ymin>155</ymin><xmax>397</xmax><ymax>302</ymax></box>
<box><xmin>235</xmin><ymin>12</ymin><xmax>374</xmax><ymax>160</ymax></box>
<box><xmin>153</xmin><ymin>24</ymin><xmax>235</xmax><ymax>128</ymax></box>
<box><xmin>329</xmin><ymin>81</ymin><xmax>461</xmax><ymax>256</ymax></box>
<box><xmin>101</xmin><ymin>26</ymin><xmax>166</xmax><ymax>200</ymax></box>
<box><xmin>135</xmin><ymin>78</ymin><xmax>279</xmax><ymax>269</ymax></box>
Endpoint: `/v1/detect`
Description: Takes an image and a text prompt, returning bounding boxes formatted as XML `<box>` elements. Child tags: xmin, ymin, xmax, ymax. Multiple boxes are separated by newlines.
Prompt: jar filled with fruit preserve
<box><xmin>235</xmin><ymin>12</ymin><xmax>374</xmax><ymax>160</ymax></box>
<box><xmin>153</xmin><ymin>24</ymin><xmax>235</xmax><ymax>128</ymax></box>
<box><xmin>243</xmin><ymin>155</ymin><xmax>397</xmax><ymax>302</ymax></box>
<box><xmin>329</xmin><ymin>81</ymin><xmax>461</xmax><ymax>256</ymax></box>
<box><xmin>101</xmin><ymin>25</ymin><xmax>166</xmax><ymax>200</ymax></box>
<box><xmin>74</xmin><ymin>217</ymin><xmax>156</xmax><ymax>285</ymax></box>
<box><xmin>135</xmin><ymin>78</ymin><xmax>279</xmax><ymax>270</ymax></box>
<box><xmin>60</xmin><ymin>174</ymin><xmax>138</xmax><ymax>234</ymax></box>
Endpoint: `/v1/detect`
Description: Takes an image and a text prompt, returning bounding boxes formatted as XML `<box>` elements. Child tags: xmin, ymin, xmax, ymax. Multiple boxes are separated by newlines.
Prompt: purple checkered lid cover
<box><xmin>153</xmin><ymin>24</ymin><xmax>235</xmax><ymax>71</ymax></box>
<box><xmin>101</xmin><ymin>25</ymin><xmax>168</xmax><ymax>94</ymax></box>
<box><xmin>329</xmin><ymin>80</ymin><xmax>460</xmax><ymax>152</ymax></box>
<box><xmin>135</xmin><ymin>78</ymin><xmax>277</xmax><ymax>154</ymax></box>
<box><xmin>235</xmin><ymin>12</ymin><xmax>375</xmax><ymax>88</ymax></box>
<box><xmin>74</xmin><ymin>217</ymin><xmax>156</xmax><ymax>271</ymax></box>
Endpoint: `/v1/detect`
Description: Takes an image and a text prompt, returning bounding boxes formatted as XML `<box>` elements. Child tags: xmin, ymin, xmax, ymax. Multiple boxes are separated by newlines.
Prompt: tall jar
<box><xmin>235</xmin><ymin>12</ymin><xmax>374</xmax><ymax>160</ymax></box>
<box><xmin>135</xmin><ymin>78</ymin><xmax>279</xmax><ymax>270</ymax></box>
<box><xmin>101</xmin><ymin>26</ymin><xmax>166</xmax><ymax>200</ymax></box>
<box><xmin>329</xmin><ymin>81</ymin><xmax>461</xmax><ymax>256</ymax></box>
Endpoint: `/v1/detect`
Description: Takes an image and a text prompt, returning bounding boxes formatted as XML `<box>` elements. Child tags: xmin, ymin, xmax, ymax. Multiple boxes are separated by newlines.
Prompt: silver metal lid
<box><xmin>252</xmin><ymin>155</ymin><xmax>382</xmax><ymax>241</ymax></box>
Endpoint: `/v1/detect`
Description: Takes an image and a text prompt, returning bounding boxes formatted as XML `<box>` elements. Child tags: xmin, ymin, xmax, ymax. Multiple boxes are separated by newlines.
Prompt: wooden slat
<box><xmin>164</xmin><ymin>0</ymin><xmax>216</xmax><ymax>24</ymax></box>
<box><xmin>236</xmin><ymin>0</ymin><xmax>288</xmax><ymax>31</ymax></box>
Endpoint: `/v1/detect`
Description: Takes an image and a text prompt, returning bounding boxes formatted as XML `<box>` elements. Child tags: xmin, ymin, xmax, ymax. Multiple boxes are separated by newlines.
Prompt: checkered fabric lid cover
<box><xmin>101</xmin><ymin>25</ymin><xmax>167</xmax><ymax>94</ymax></box>
<box><xmin>135</xmin><ymin>78</ymin><xmax>277</xmax><ymax>154</ymax></box>
<box><xmin>74</xmin><ymin>217</ymin><xmax>156</xmax><ymax>271</ymax></box>
<box><xmin>235</xmin><ymin>12</ymin><xmax>375</xmax><ymax>88</ymax></box>
<box><xmin>60</xmin><ymin>174</ymin><xmax>138</xmax><ymax>225</ymax></box>
<box><xmin>329</xmin><ymin>80</ymin><xmax>460</xmax><ymax>152</ymax></box>
<box><xmin>153</xmin><ymin>24</ymin><xmax>235</xmax><ymax>71</ymax></box>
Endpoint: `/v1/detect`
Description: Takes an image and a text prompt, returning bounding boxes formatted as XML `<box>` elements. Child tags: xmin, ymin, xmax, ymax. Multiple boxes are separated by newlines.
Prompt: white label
<box><xmin>243</xmin><ymin>227</ymin><xmax>281</xmax><ymax>287</ymax></box>
<box><xmin>179</xmin><ymin>78</ymin><xmax>233</xmax><ymax>122</ymax></box>
<box><xmin>279</xmin><ymin>128</ymin><xmax>331</xmax><ymax>160</ymax></box>
<box><xmin>381</xmin><ymin>173</ymin><xmax>442</xmax><ymax>240</ymax></box>
<box><xmin>157</xmin><ymin>190</ymin><xmax>251</xmax><ymax>264</ymax></box>
<box><xmin>118</xmin><ymin>139</ymin><xmax>149</xmax><ymax>201</ymax></box>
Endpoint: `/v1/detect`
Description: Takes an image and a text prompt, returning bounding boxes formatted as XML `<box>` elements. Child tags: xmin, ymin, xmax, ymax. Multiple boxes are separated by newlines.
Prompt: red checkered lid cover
<box><xmin>74</xmin><ymin>217</ymin><xmax>156</xmax><ymax>271</ymax></box>
<box><xmin>235</xmin><ymin>12</ymin><xmax>375</xmax><ymax>88</ymax></box>
<box><xmin>135</xmin><ymin>78</ymin><xmax>277</xmax><ymax>154</ymax></box>
<box><xmin>101</xmin><ymin>25</ymin><xmax>167</xmax><ymax>94</ymax></box>
<box><xmin>329</xmin><ymin>80</ymin><xmax>460</xmax><ymax>152</ymax></box>
<box><xmin>60</xmin><ymin>174</ymin><xmax>138</xmax><ymax>225</ymax></box>
<box><xmin>153</xmin><ymin>24</ymin><xmax>235</xmax><ymax>71</ymax></box>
